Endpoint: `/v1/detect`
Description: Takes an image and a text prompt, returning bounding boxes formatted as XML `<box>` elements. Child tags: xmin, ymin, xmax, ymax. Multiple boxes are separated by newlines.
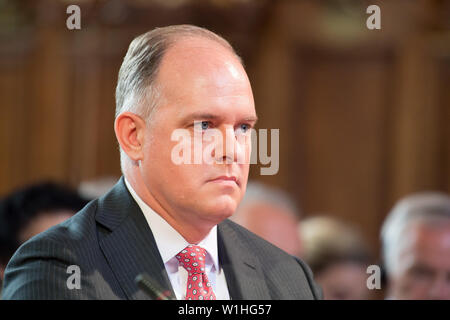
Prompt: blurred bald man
<box><xmin>231</xmin><ymin>182</ymin><xmax>302</xmax><ymax>257</ymax></box>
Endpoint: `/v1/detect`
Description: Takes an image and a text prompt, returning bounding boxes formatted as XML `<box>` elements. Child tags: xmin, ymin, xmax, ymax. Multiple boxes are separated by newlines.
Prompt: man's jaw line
<box><xmin>126</xmin><ymin>172</ymin><xmax>232</xmax><ymax>244</ymax></box>
<box><xmin>150</xmin><ymin>195</ymin><xmax>225</xmax><ymax>244</ymax></box>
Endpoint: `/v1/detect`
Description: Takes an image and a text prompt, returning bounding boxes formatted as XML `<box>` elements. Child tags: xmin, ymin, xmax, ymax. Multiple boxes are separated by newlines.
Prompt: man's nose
<box><xmin>211</xmin><ymin>126</ymin><xmax>238</xmax><ymax>164</ymax></box>
<box><xmin>216</xmin><ymin>126</ymin><xmax>237</xmax><ymax>164</ymax></box>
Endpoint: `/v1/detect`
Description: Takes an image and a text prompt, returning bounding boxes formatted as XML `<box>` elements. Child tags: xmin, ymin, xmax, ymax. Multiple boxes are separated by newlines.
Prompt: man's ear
<box><xmin>114</xmin><ymin>112</ymin><xmax>146</xmax><ymax>162</ymax></box>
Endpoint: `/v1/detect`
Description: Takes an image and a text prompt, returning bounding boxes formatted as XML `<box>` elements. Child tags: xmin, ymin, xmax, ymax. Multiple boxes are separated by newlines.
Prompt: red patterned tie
<box><xmin>176</xmin><ymin>245</ymin><xmax>216</xmax><ymax>300</ymax></box>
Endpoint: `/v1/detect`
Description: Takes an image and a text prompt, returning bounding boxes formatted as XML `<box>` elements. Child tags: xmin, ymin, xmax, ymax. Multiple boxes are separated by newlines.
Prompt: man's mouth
<box><xmin>208</xmin><ymin>175</ymin><xmax>240</xmax><ymax>187</ymax></box>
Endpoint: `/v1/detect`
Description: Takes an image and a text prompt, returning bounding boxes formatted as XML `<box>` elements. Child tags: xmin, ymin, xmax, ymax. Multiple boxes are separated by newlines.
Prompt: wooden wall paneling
<box><xmin>291</xmin><ymin>47</ymin><xmax>394</xmax><ymax>253</ymax></box>
<box><xmin>0</xmin><ymin>69</ymin><xmax>13</xmax><ymax>194</ymax></box>
<box><xmin>0</xmin><ymin>61</ymin><xmax>29</xmax><ymax>194</ymax></box>
<box><xmin>96</xmin><ymin>27</ymin><xmax>125</xmax><ymax>178</ymax></box>
<box><xmin>68</xmin><ymin>28</ymin><xmax>103</xmax><ymax>185</ymax></box>
<box><xmin>0</xmin><ymin>31</ymin><xmax>37</xmax><ymax>194</ymax></box>
<box><xmin>442</xmin><ymin>59</ymin><xmax>450</xmax><ymax>193</ymax></box>
<box><xmin>27</xmin><ymin>26</ymin><xmax>71</xmax><ymax>184</ymax></box>
<box><xmin>430</xmin><ymin>34</ymin><xmax>450</xmax><ymax>194</ymax></box>
<box><xmin>248</xmin><ymin>14</ymin><xmax>295</xmax><ymax>192</ymax></box>
<box><xmin>439</xmin><ymin>58</ymin><xmax>450</xmax><ymax>194</ymax></box>
<box><xmin>389</xmin><ymin>37</ymin><xmax>443</xmax><ymax>204</ymax></box>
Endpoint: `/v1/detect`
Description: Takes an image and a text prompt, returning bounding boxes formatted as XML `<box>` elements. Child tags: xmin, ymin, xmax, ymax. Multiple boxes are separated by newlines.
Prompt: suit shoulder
<box><xmin>27</xmin><ymin>199</ymin><xmax>98</xmax><ymax>246</ymax></box>
<box><xmin>221</xmin><ymin>219</ymin><xmax>294</xmax><ymax>259</ymax></box>
<box><xmin>220</xmin><ymin>219</ymin><xmax>323</xmax><ymax>299</ymax></box>
<box><xmin>1</xmin><ymin>200</ymin><xmax>99</xmax><ymax>299</ymax></box>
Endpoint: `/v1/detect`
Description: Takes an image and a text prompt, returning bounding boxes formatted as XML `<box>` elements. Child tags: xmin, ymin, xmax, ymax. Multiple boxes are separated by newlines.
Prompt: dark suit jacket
<box><xmin>1</xmin><ymin>177</ymin><xmax>322</xmax><ymax>300</ymax></box>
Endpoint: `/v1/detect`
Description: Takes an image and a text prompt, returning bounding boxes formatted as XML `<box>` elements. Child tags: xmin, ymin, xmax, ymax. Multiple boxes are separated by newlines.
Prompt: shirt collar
<box><xmin>124</xmin><ymin>178</ymin><xmax>220</xmax><ymax>272</ymax></box>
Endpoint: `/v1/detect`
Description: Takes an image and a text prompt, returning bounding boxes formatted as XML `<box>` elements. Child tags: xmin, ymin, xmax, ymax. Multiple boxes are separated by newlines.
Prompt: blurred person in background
<box><xmin>300</xmin><ymin>216</ymin><xmax>372</xmax><ymax>300</ymax></box>
<box><xmin>0</xmin><ymin>182</ymin><xmax>89</xmax><ymax>295</ymax></box>
<box><xmin>381</xmin><ymin>192</ymin><xmax>450</xmax><ymax>300</ymax></box>
<box><xmin>230</xmin><ymin>181</ymin><xmax>302</xmax><ymax>257</ymax></box>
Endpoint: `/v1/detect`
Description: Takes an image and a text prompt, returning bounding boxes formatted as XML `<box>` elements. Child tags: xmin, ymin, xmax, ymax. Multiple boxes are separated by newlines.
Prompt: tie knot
<box><xmin>176</xmin><ymin>245</ymin><xmax>207</xmax><ymax>274</ymax></box>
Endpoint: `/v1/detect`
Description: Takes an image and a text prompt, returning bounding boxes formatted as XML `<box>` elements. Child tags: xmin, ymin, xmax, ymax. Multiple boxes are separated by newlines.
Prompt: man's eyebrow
<box><xmin>182</xmin><ymin>113</ymin><xmax>258</xmax><ymax>124</ymax></box>
<box><xmin>183</xmin><ymin>113</ymin><xmax>220</xmax><ymax>121</ymax></box>
<box><xmin>246</xmin><ymin>115</ymin><xmax>258</xmax><ymax>124</ymax></box>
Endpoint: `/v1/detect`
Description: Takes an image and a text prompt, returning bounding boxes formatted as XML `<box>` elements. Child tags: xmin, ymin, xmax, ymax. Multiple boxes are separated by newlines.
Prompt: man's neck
<box><xmin>124</xmin><ymin>175</ymin><xmax>215</xmax><ymax>244</ymax></box>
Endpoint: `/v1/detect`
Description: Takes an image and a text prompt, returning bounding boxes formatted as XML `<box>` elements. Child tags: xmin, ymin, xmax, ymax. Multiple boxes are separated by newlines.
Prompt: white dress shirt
<box><xmin>124</xmin><ymin>179</ymin><xmax>230</xmax><ymax>300</ymax></box>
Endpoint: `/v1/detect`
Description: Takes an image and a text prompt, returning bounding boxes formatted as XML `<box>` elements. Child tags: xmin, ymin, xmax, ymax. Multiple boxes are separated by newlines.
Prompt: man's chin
<box><xmin>203</xmin><ymin>196</ymin><xmax>238</xmax><ymax>222</ymax></box>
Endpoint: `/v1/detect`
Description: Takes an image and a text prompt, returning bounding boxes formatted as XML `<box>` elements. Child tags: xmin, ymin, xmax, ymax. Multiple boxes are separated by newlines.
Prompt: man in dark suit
<box><xmin>2</xmin><ymin>25</ymin><xmax>322</xmax><ymax>300</ymax></box>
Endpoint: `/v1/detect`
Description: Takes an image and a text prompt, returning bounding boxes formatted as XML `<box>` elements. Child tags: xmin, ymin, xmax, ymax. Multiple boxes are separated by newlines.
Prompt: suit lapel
<box><xmin>218</xmin><ymin>221</ymin><xmax>271</xmax><ymax>300</ymax></box>
<box><xmin>95</xmin><ymin>177</ymin><xmax>175</xmax><ymax>300</ymax></box>
<box><xmin>95</xmin><ymin>178</ymin><xmax>270</xmax><ymax>300</ymax></box>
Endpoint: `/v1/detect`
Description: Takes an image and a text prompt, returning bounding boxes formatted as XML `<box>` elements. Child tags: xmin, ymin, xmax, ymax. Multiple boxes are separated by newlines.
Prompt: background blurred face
<box><xmin>238</xmin><ymin>203</ymin><xmax>302</xmax><ymax>256</ymax></box>
<box><xmin>139</xmin><ymin>37</ymin><xmax>256</xmax><ymax>229</ymax></box>
<box><xmin>389</xmin><ymin>222</ymin><xmax>450</xmax><ymax>299</ymax></box>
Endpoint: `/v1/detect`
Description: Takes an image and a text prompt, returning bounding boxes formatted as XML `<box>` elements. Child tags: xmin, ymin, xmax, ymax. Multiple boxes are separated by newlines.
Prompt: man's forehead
<box><xmin>165</xmin><ymin>36</ymin><xmax>237</xmax><ymax>61</ymax></box>
<box><xmin>158</xmin><ymin>37</ymin><xmax>245</xmax><ymax>84</ymax></box>
<box><xmin>405</xmin><ymin>222</ymin><xmax>450</xmax><ymax>253</ymax></box>
<box><xmin>153</xmin><ymin>36</ymin><xmax>255</xmax><ymax>119</ymax></box>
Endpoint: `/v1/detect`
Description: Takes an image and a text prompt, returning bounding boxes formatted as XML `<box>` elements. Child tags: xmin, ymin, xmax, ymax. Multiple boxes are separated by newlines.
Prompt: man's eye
<box><xmin>236</xmin><ymin>123</ymin><xmax>250</xmax><ymax>134</ymax></box>
<box><xmin>202</xmin><ymin>121</ymin><xmax>210</xmax><ymax>130</ymax></box>
<box><xmin>194</xmin><ymin>121</ymin><xmax>210</xmax><ymax>131</ymax></box>
<box><xmin>410</xmin><ymin>266</ymin><xmax>433</xmax><ymax>279</ymax></box>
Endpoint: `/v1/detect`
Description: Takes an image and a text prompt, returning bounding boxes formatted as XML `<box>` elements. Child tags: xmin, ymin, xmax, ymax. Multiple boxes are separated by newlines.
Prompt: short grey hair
<box><xmin>381</xmin><ymin>192</ymin><xmax>450</xmax><ymax>276</ymax></box>
<box><xmin>115</xmin><ymin>24</ymin><xmax>241</xmax><ymax>169</ymax></box>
